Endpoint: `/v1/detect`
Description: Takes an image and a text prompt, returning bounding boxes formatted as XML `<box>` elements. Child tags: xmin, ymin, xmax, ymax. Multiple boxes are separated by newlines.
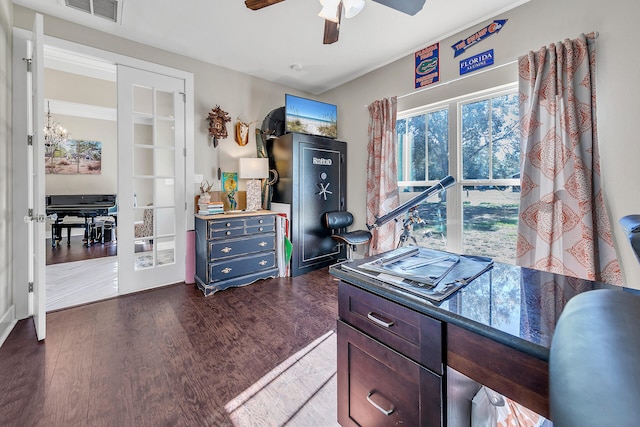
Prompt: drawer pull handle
<box><xmin>221</xmin><ymin>247</ymin><xmax>232</xmax><ymax>253</ymax></box>
<box><xmin>258</xmin><ymin>227</ymin><xmax>264</xmax><ymax>232</ymax></box>
<box><xmin>225</xmin><ymin>222</ymin><xmax>231</xmax><ymax>227</ymax></box>
<box><xmin>259</xmin><ymin>241</ymin><xmax>267</xmax><ymax>247</ymax></box>
<box><xmin>367</xmin><ymin>312</ymin><xmax>394</xmax><ymax>328</ymax></box>
<box><xmin>226</xmin><ymin>231</ymin><xmax>231</xmax><ymax>236</ymax></box>
<box><xmin>259</xmin><ymin>260</ymin><xmax>267</xmax><ymax>266</ymax></box>
<box><xmin>221</xmin><ymin>267</ymin><xmax>232</xmax><ymax>274</ymax></box>
<box><xmin>367</xmin><ymin>391</ymin><xmax>394</xmax><ymax>416</ymax></box>
<box><xmin>258</xmin><ymin>219</ymin><xmax>264</xmax><ymax>224</ymax></box>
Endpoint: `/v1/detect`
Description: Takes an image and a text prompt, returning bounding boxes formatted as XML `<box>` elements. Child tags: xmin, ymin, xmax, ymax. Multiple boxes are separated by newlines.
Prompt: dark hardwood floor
<box><xmin>46</xmin><ymin>236</ymin><xmax>153</xmax><ymax>265</ymax></box>
<box><xmin>0</xmin><ymin>269</ymin><xmax>339</xmax><ymax>426</ymax></box>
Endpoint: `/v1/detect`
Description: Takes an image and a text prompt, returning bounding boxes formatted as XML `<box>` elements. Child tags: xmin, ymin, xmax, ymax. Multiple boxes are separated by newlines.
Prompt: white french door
<box><xmin>26</xmin><ymin>14</ymin><xmax>46</xmax><ymax>340</ymax></box>
<box><xmin>117</xmin><ymin>65</ymin><xmax>186</xmax><ymax>293</ymax></box>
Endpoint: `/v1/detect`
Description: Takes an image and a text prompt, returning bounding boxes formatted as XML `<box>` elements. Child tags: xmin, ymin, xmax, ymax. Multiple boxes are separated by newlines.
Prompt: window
<box><xmin>397</xmin><ymin>84</ymin><xmax>520</xmax><ymax>263</ymax></box>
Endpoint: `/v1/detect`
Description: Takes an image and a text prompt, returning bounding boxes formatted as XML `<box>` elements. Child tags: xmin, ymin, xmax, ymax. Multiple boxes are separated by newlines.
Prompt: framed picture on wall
<box><xmin>222</xmin><ymin>172</ymin><xmax>237</xmax><ymax>193</ymax></box>
<box><xmin>45</xmin><ymin>139</ymin><xmax>102</xmax><ymax>175</ymax></box>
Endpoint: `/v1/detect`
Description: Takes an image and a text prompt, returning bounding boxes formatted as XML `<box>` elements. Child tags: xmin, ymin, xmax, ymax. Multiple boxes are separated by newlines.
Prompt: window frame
<box><xmin>397</xmin><ymin>82</ymin><xmax>520</xmax><ymax>254</ymax></box>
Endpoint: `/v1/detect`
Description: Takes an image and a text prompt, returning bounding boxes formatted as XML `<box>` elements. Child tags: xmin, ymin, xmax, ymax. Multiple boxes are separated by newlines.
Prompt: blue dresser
<box><xmin>194</xmin><ymin>211</ymin><xmax>278</xmax><ymax>296</ymax></box>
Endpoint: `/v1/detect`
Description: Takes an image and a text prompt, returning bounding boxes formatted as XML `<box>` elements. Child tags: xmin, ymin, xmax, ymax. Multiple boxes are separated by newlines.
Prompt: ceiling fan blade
<box><xmin>244</xmin><ymin>0</ymin><xmax>285</xmax><ymax>11</ymax></box>
<box><xmin>323</xmin><ymin>3</ymin><xmax>342</xmax><ymax>45</ymax></box>
<box><xmin>371</xmin><ymin>0</ymin><xmax>425</xmax><ymax>15</ymax></box>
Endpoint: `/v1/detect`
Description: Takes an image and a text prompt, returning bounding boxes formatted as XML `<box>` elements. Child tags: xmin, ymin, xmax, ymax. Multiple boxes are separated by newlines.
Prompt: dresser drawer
<box><xmin>338</xmin><ymin>281</ymin><xmax>443</xmax><ymax>374</ymax></box>
<box><xmin>208</xmin><ymin>219</ymin><xmax>245</xmax><ymax>239</ymax></box>
<box><xmin>209</xmin><ymin>233</ymin><xmax>276</xmax><ymax>260</ymax></box>
<box><xmin>246</xmin><ymin>223</ymin><xmax>275</xmax><ymax>235</ymax></box>
<box><xmin>245</xmin><ymin>216</ymin><xmax>274</xmax><ymax>227</ymax></box>
<box><xmin>209</xmin><ymin>251</ymin><xmax>276</xmax><ymax>282</ymax></box>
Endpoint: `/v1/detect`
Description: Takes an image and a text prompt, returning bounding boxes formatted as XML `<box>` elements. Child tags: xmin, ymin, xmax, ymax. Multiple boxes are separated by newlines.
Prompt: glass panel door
<box><xmin>117</xmin><ymin>65</ymin><xmax>185</xmax><ymax>293</ymax></box>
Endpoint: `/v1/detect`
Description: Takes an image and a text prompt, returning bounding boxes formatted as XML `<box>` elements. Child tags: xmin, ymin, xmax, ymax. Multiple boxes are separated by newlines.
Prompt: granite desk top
<box><xmin>330</xmin><ymin>250</ymin><xmax>640</xmax><ymax>361</ymax></box>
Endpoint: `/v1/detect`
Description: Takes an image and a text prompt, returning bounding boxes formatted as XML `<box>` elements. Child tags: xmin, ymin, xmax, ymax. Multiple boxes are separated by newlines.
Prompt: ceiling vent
<box><xmin>64</xmin><ymin>0</ymin><xmax>120</xmax><ymax>23</ymax></box>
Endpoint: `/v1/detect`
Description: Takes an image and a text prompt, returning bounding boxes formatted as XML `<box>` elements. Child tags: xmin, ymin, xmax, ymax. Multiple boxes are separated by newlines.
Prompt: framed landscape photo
<box><xmin>45</xmin><ymin>139</ymin><xmax>102</xmax><ymax>175</ymax></box>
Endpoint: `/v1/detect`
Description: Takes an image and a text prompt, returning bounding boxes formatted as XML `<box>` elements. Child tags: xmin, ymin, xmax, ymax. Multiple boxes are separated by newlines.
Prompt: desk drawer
<box><xmin>339</xmin><ymin>281</ymin><xmax>443</xmax><ymax>374</ymax></box>
<box><xmin>209</xmin><ymin>251</ymin><xmax>276</xmax><ymax>282</ymax></box>
<box><xmin>337</xmin><ymin>320</ymin><xmax>442</xmax><ymax>427</ymax></box>
<box><xmin>209</xmin><ymin>233</ymin><xmax>276</xmax><ymax>260</ymax></box>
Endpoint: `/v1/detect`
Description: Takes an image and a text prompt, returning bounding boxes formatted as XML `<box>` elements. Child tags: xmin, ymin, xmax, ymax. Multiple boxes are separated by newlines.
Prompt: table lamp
<box><xmin>239</xmin><ymin>157</ymin><xmax>269</xmax><ymax>211</ymax></box>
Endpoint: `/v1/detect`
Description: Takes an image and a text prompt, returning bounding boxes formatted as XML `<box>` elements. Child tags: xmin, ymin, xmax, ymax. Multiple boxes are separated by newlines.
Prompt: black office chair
<box><xmin>549</xmin><ymin>289</ymin><xmax>640</xmax><ymax>427</ymax></box>
<box><xmin>620</xmin><ymin>214</ymin><xmax>640</xmax><ymax>262</ymax></box>
<box><xmin>322</xmin><ymin>211</ymin><xmax>372</xmax><ymax>262</ymax></box>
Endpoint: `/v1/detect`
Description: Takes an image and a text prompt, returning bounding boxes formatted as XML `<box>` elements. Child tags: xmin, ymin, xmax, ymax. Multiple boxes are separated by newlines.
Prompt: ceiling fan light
<box><xmin>318</xmin><ymin>0</ymin><xmax>341</xmax><ymax>23</ymax></box>
<box><xmin>343</xmin><ymin>0</ymin><xmax>364</xmax><ymax>18</ymax></box>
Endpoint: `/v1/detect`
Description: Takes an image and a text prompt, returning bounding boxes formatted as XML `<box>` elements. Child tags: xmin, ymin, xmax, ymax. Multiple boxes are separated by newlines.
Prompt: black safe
<box><xmin>269</xmin><ymin>132</ymin><xmax>347</xmax><ymax>276</ymax></box>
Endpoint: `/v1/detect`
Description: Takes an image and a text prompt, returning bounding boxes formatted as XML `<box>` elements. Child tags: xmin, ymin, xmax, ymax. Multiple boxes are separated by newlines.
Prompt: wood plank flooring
<box><xmin>0</xmin><ymin>269</ymin><xmax>340</xmax><ymax>426</ymax></box>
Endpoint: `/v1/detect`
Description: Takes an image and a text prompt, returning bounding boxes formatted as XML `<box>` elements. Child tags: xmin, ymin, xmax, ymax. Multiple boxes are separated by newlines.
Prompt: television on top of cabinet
<box><xmin>285</xmin><ymin>94</ymin><xmax>337</xmax><ymax>139</ymax></box>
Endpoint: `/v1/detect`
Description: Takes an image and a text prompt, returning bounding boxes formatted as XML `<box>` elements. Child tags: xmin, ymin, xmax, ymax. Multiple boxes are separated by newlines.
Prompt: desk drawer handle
<box><xmin>259</xmin><ymin>241</ymin><xmax>267</xmax><ymax>247</ymax></box>
<box><xmin>226</xmin><ymin>231</ymin><xmax>231</xmax><ymax>236</ymax></box>
<box><xmin>221</xmin><ymin>247</ymin><xmax>232</xmax><ymax>253</ymax></box>
<box><xmin>259</xmin><ymin>260</ymin><xmax>268</xmax><ymax>266</ymax></box>
<box><xmin>367</xmin><ymin>391</ymin><xmax>394</xmax><ymax>416</ymax></box>
<box><xmin>221</xmin><ymin>267</ymin><xmax>232</xmax><ymax>274</ymax></box>
<box><xmin>367</xmin><ymin>312</ymin><xmax>394</xmax><ymax>328</ymax></box>
<box><xmin>258</xmin><ymin>219</ymin><xmax>264</xmax><ymax>224</ymax></box>
<box><xmin>225</xmin><ymin>222</ymin><xmax>231</xmax><ymax>227</ymax></box>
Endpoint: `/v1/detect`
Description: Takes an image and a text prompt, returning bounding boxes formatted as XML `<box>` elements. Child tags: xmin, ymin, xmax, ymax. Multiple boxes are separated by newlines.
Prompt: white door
<box><xmin>117</xmin><ymin>65</ymin><xmax>186</xmax><ymax>293</ymax></box>
<box><xmin>26</xmin><ymin>14</ymin><xmax>46</xmax><ymax>340</ymax></box>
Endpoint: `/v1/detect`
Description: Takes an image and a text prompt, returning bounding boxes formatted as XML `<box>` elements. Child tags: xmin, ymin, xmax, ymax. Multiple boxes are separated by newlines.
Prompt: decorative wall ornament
<box><xmin>235</xmin><ymin>119</ymin><xmax>257</xmax><ymax>146</ymax></box>
<box><xmin>207</xmin><ymin>105</ymin><xmax>231</xmax><ymax>147</ymax></box>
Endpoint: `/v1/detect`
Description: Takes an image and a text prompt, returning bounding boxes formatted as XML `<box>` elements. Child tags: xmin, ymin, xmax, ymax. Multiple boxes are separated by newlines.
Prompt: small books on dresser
<box><xmin>198</xmin><ymin>201</ymin><xmax>224</xmax><ymax>215</ymax></box>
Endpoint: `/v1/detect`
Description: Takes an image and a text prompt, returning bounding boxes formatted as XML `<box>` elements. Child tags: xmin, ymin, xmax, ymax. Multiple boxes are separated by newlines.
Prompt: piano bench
<box><xmin>52</xmin><ymin>223</ymin><xmax>87</xmax><ymax>247</ymax></box>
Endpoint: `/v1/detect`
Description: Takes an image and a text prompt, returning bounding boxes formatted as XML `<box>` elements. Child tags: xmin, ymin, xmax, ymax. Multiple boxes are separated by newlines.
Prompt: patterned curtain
<box><xmin>366</xmin><ymin>97</ymin><xmax>400</xmax><ymax>255</ymax></box>
<box><xmin>517</xmin><ymin>33</ymin><xmax>622</xmax><ymax>285</ymax></box>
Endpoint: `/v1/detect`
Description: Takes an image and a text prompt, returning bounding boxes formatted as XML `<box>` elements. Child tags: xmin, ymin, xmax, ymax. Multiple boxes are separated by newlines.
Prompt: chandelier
<box><xmin>44</xmin><ymin>101</ymin><xmax>68</xmax><ymax>154</ymax></box>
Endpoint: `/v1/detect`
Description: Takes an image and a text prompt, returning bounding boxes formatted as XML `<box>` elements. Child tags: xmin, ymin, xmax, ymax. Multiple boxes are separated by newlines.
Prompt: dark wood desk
<box><xmin>330</xmin><ymin>253</ymin><xmax>639</xmax><ymax>424</ymax></box>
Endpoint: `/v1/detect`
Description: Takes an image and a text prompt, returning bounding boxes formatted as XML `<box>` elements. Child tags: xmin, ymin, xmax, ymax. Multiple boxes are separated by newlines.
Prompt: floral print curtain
<box><xmin>517</xmin><ymin>33</ymin><xmax>622</xmax><ymax>285</ymax></box>
<box><xmin>366</xmin><ymin>97</ymin><xmax>400</xmax><ymax>255</ymax></box>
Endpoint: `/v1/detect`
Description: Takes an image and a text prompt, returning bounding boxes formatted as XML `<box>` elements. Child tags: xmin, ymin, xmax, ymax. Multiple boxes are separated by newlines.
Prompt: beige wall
<box><xmin>11</xmin><ymin>0</ymin><xmax>640</xmax><ymax>289</ymax></box>
<box><xmin>325</xmin><ymin>0</ymin><xmax>640</xmax><ymax>288</ymax></box>
<box><xmin>13</xmin><ymin>5</ymin><xmax>314</xmax><ymax>195</ymax></box>
<box><xmin>0</xmin><ymin>0</ymin><xmax>12</xmax><ymax>341</ymax></box>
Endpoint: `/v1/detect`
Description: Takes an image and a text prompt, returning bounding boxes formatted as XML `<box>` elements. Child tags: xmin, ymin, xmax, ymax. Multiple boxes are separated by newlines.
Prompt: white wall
<box><xmin>13</xmin><ymin>5</ymin><xmax>316</xmax><ymax>195</ymax></box>
<box><xmin>325</xmin><ymin>0</ymin><xmax>640</xmax><ymax>288</ymax></box>
<box><xmin>0</xmin><ymin>0</ymin><xmax>14</xmax><ymax>345</ymax></box>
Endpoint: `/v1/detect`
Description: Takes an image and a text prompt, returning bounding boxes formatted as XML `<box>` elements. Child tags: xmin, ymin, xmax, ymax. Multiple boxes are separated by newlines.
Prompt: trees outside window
<box><xmin>397</xmin><ymin>85</ymin><xmax>520</xmax><ymax>263</ymax></box>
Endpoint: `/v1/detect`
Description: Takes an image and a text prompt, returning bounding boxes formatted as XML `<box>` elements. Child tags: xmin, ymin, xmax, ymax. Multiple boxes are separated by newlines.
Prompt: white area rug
<box><xmin>225</xmin><ymin>331</ymin><xmax>339</xmax><ymax>426</ymax></box>
<box><xmin>46</xmin><ymin>256</ymin><xmax>118</xmax><ymax>311</ymax></box>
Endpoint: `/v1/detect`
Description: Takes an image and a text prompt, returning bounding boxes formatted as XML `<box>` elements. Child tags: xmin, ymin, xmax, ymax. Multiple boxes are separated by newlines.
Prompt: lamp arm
<box><xmin>367</xmin><ymin>175</ymin><xmax>455</xmax><ymax>231</ymax></box>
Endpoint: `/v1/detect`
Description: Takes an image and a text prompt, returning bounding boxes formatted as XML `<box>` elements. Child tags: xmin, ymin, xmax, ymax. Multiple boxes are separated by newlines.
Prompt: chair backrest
<box><xmin>323</xmin><ymin>211</ymin><xmax>353</xmax><ymax>230</ymax></box>
<box><xmin>550</xmin><ymin>289</ymin><xmax>640</xmax><ymax>426</ymax></box>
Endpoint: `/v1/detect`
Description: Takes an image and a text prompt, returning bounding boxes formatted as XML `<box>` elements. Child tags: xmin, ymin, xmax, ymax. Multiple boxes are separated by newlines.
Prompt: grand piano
<box><xmin>46</xmin><ymin>194</ymin><xmax>117</xmax><ymax>246</ymax></box>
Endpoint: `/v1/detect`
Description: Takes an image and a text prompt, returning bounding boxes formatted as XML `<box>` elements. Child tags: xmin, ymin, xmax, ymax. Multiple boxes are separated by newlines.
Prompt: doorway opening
<box><xmin>43</xmin><ymin>45</ymin><xmax>119</xmax><ymax>311</ymax></box>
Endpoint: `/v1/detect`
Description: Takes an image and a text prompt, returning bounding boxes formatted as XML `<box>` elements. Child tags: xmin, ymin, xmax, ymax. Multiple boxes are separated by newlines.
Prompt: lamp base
<box><xmin>246</xmin><ymin>179</ymin><xmax>262</xmax><ymax>211</ymax></box>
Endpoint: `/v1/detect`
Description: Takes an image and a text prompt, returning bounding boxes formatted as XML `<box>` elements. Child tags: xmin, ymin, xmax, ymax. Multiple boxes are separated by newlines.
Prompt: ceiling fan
<box><xmin>245</xmin><ymin>0</ymin><xmax>426</xmax><ymax>44</ymax></box>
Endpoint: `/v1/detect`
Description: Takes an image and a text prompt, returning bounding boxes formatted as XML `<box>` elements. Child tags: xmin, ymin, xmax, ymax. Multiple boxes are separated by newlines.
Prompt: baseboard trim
<box><xmin>0</xmin><ymin>305</ymin><xmax>17</xmax><ymax>348</ymax></box>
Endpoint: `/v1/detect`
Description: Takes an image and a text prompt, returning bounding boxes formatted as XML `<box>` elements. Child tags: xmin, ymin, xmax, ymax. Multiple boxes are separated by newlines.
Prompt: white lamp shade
<box><xmin>343</xmin><ymin>0</ymin><xmax>364</xmax><ymax>18</ymax></box>
<box><xmin>238</xmin><ymin>157</ymin><xmax>269</xmax><ymax>179</ymax></box>
<box><xmin>318</xmin><ymin>0</ymin><xmax>341</xmax><ymax>22</ymax></box>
